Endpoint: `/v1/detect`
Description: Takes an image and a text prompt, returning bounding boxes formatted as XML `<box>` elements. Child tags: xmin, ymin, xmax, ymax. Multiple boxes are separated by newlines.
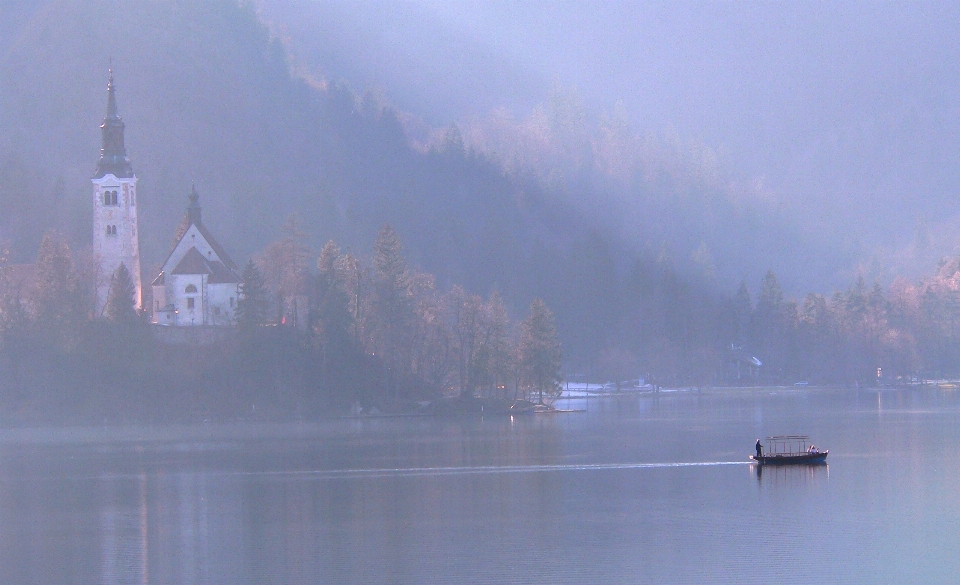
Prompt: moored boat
<box><xmin>751</xmin><ymin>435</ymin><xmax>828</xmax><ymax>465</ymax></box>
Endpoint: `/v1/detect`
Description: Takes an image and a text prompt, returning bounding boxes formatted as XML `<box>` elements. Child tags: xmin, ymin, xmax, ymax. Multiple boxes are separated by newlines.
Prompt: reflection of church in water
<box><xmin>92</xmin><ymin>70</ymin><xmax>241</xmax><ymax>326</ymax></box>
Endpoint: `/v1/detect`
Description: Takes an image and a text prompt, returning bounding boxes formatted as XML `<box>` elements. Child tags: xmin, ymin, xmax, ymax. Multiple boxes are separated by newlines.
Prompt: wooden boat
<box><xmin>751</xmin><ymin>435</ymin><xmax>828</xmax><ymax>465</ymax></box>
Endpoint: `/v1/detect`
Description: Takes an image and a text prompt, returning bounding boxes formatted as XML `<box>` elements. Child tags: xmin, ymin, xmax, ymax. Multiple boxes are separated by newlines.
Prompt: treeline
<box><xmin>545</xmin><ymin>252</ymin><xmax>960</xmax><ymax>389</ymax></box>
<box><xmin>3</xmin><ymin>223</ymin><xmax>960</xmax><ymax>428</ymax></box>
<box><xmin>237</xmin><ymin>220</ymin><xmax>563</xmax><ymax>411</ymax></box>
<box><xmin>0</xmin><ymin>226</ymin><xmax>562</xmax><ymax>425</ymax></box>
<box><xmin>729</xmin><ymin>261</ymin><xmax>960</xmax><ymax>385</ymax></box>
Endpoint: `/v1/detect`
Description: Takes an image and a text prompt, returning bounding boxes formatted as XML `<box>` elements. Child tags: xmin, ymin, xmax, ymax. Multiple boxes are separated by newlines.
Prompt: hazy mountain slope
<box><xmin>256</xmin><ymin>0</ymin><xmax>960</xmax><ymax>294</ymax></box>
<box><xmin>257</xmin><ymin>0</ymin><xmax>832</xmax><ymax>293</ymax></box>
<box><xmin>1</xmin><ymin>2</ymin><xmax>556</xmax><ymax>256</ymax></box>
<box><xmin>0</xmin><ymin>0</ymin><xmax>659</xmax><ymax>362</ymax></box>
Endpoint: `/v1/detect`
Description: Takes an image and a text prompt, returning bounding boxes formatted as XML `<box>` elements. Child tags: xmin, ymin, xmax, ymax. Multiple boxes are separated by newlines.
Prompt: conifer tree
<box><xmin>485</xmin><ymin>291</ymin><xmax>513</xmax><ymax>398</ymax></box>
<box><xmin>236</xmin><ymin>260</ymin><xmax>268</xmax><ymax>331</ymax></box>
<box><xmin>734</xmin><ymin>280</ymin><xmax>752</xmax><ymax>346</ymax></box>
<box><xmin>105</xmin><ymin>263</ymin><xmax>138</xmax><ymax>323</ymax></box>
<box><xmin>0</xmin><ymin>246</ymin><xmax>27</xmax><ymax>339</ymax></box>
<box><xmin>448</xmin><ymin>285</ymin><xmax>480</xmax><ymax>396</ymax></box>
<box><xmin>518</xmin><ymin>298</ymin><xmax>562</xmax><ymax>404</ymax></box>
<box><xmin>469</xmin><ymin>290</ymin><xmax>513</xmax><ymax>398</ymax></box>
<box><xmin>314</xmin><ymin>240</ymin><xmax>354</xmax><ymax>373</ymax></box>
<box><xmin>754</xmin><ymin>270</ymin><xmax>788</xmax><ymax>378</ymax></box>
<box><xmin>370</xmin><ymin>224</ymin><xmax>414</xmax><ymax>398</ymax></box>
<box><xmin>34</xmin><ymin>231</ymin><xmax>83</xmax><ymax>347</ymax></box>
<box><xmin>373</xmin><ymin>224</ymin><xmax>409</xmax><ymax>297</ymax></box>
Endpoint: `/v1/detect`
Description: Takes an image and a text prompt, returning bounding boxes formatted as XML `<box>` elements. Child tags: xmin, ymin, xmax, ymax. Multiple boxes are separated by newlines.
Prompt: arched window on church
<box><xmin>111</xmin><ymin>191</ymin><xmax>118</xmax><ymax>206</ymax></box>
<box><xmin>185</xmin><ymin>284</ymin><xmax>198</xmax><ymax>293</ymax></box>
<box><xmin>105</xmin><ymin>225</ymin><xmax>117</xmax><ymax>236</ymax></box>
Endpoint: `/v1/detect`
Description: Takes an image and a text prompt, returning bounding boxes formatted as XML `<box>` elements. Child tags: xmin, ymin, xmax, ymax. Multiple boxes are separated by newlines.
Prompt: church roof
<box><xmin>158</xmin><ymin>186</ymin><xmax>239</xmax><ymax>281</ymax></box>
<box><xmin>171</xmin><ymin>247</ymin><xmax>212</xmax><ymax>275</ymax></box>
<box><xmin>164</xmin><ymin>218</ymin><xmax>236</xmax><ymax>271</ymax></box>
<box><xmin>195</xmin><ymin>223</ymin><xmax>237</xmax><ymax>270</ymax></box>
<box><xmin>208</xmin><ymin>260</ymin><xmax>241</xmax><ymax>284</ymax></box>
<box><xmin>165</xmin><ymin>186</ymin><xmax>237</xmax><ymax>272</ymax></box>
<box><xmin>169</xmin><ymin>246</ymin><xmax>242</xmax><ymax>283</ymax></box>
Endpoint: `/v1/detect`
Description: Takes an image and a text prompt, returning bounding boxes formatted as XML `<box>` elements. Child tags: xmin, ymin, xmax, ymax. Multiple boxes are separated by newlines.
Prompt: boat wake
<box><xmin>262</xmin><ymin>460</ymin><xmax>752</xmax><ymax>480</ymax></box>
<box><xmin>16</xmin><ymin>460</ymin><xmax>755</xmax><ymax>483</ymax></box>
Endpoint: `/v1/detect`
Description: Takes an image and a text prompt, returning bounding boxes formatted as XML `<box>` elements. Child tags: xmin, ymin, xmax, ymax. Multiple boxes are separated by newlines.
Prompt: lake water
<box><xmin>1</xmin><ymin>387</ymin><xmax>959</xmax><ymax>584</ymax></box>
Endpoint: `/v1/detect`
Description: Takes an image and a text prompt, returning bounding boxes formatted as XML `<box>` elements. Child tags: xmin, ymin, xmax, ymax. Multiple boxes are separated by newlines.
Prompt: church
<box><xmin>92</xmin><ymin>70</ymin><xmax>241</xmax><ymax>326</ymax></box>
<box><xmin>150</xmin><ymin>184</ymin><xmax>242</xmax><ymax>326</ymax></box>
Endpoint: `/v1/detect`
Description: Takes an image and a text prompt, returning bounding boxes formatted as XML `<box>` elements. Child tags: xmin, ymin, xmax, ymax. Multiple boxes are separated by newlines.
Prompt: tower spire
<box><xmin>188</xmin><ymin>182</ymin><xmax>202</xmax><ymax>225</ymax></box>
<box><xmin>95</xmin><ymin>66</ymin><xmax>132</xmax><ymax>179</ymax></box>
<box><xmin>106</xmin><ymin>66</ymin><xmax>118</xmax><ymax>119</ymax></box>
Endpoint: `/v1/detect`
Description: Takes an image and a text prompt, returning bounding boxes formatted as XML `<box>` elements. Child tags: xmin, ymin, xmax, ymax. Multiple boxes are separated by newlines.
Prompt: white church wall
<box><xmin>152</xmin><ymin>283</ymin><xmax>175</xmax><ymax>325</ymax></box>
<box><xmin>152</xmin><ymin>283</ymin><xmax>165</xmax><ymax>314</ymax></box>
<box><xmin>206</xmin><ymin>283</ymin><xmax>240</xmax><ymax>326</ymax></box>
<box><xmin>170</xmin><ymin>274</ymin><xmax>205</xmax><ymax>326</ymax></box>
<box><xmin>156</xmin><ymin>220</ymin><xmax>239</xmax><ymax>327</ymax></box>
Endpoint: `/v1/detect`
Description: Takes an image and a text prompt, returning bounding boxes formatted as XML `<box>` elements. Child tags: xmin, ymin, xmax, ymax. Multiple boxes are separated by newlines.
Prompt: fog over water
<box><xmin>3</xmin><ymin>5</ymin><xmax>960</xmax><ymax>582</ymax></box>
<box><xmin>4</xmin><ymin>388</ymin><xmax>960</xmax><ymax>584</ymax></box>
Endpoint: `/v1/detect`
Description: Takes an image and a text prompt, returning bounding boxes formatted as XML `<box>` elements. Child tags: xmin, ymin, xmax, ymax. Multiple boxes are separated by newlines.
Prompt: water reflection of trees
<box><xmin>0</xmin><ymin>416</ymin><xmax>567</xmax><ymax>583</ymax></box>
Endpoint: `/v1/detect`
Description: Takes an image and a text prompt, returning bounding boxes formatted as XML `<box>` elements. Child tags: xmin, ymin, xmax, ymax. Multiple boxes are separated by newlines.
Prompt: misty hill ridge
<box><xmin>0</xmin><ymin>1</ymin><xmax>626</xmax><ymax>364</ymax></box>
<box><xmin>2</xmin><ymin>0</ymin><xmax>954</xmax><ymax>374</ymax></box>
<box><xmin>2</xmin><ymin>0</ymin><xmax>824</xmax><ymax>286</ymax></box>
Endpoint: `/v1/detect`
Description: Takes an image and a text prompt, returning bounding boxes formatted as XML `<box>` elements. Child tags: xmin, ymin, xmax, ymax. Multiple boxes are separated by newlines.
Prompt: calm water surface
<box><xmin>1</xmin><ymin>387</ymin><xmax>959</xmax><ymax>584</ymax></box>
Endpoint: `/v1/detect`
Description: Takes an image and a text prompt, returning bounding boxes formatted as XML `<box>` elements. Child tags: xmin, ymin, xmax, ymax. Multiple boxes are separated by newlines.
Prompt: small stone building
<box><xmin>151</xmin><ymin>185</ymin><xmax>241</xmax><ymax>326</ymax></box>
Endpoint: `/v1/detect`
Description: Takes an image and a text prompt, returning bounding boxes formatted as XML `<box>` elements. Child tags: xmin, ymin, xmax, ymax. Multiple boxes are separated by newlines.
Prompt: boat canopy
<box><xmin>763</xmin><ymin>435</ymin><xmax>814</xmax><ymax>455</ymax></box>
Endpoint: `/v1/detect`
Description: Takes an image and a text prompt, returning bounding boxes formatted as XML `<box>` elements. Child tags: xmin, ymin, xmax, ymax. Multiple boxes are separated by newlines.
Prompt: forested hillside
<box><xmin>0</xmin><ymin>0</ymin><xmax>738</xmax><ymax>371</ymax></box>
<box><xmin>4</xmin><ymin>1</ymin><xmax>960</xmax><ymax>386</ymax></box>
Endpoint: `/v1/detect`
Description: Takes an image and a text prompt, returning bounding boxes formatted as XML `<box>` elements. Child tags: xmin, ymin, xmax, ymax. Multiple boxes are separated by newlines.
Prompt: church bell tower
<box><xmin>92</xmin><ymin>69</ymin><xmax>141</xmax><ymax>316</ymax></box>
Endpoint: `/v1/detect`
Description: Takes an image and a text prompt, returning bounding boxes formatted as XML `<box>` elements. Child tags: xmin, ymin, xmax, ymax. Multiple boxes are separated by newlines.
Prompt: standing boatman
<box><xmin>755</xmin><ymin>439</ymin><xmax>763</xmax><ymax>459</ymax></box>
